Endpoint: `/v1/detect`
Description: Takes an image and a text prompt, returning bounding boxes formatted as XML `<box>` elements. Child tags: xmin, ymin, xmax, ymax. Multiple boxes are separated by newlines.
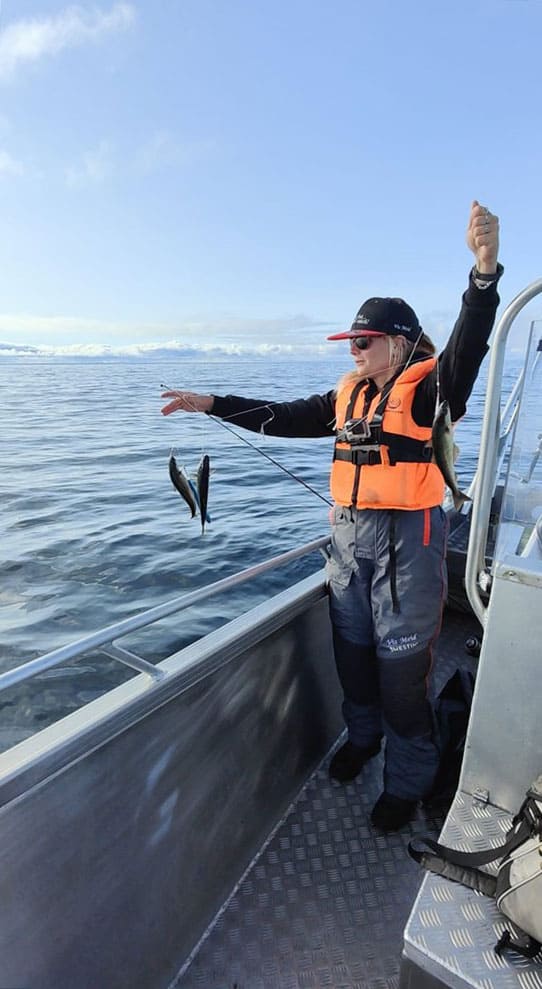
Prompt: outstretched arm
<box><xmin>161</xmin><ymin>387</ymin><xmax>337</xmax><ymax>439</ymax></box>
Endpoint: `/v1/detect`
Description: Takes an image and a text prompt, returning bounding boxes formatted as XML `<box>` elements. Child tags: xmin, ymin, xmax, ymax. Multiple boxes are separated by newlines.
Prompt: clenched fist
<box><xmin>466</xmin><ymin>200</ymin><xmax>499</xmax><ymax>274</ymax></box>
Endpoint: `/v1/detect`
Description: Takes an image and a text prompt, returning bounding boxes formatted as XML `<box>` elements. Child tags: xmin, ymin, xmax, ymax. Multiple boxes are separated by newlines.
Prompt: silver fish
<box><xmin>196</xmin><ymin>454</ymin><xmax>210</xmax><ymax>534</ymax></box>
<box><xmin>431</xmin><ymin>400</ymin><xmax>471</xmax><ymax>512</ymax></box>
<box><xmin>168</xmin><ymin>454</ymin><xmax>197</xmax><ymax>517</ymax></box>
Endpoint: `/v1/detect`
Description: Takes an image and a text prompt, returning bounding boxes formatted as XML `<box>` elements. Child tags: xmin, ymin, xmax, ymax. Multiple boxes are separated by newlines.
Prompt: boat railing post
<box><xmin>465</xmin><ymin>279</ymin><xmax>542</xmax><ymax>625</ymax></box>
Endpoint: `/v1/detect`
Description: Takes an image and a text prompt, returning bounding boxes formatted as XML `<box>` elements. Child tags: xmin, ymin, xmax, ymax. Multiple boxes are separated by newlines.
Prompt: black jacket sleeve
<box><xmin>211</xmin><ymin>390</ymin><xmax>337</xmax><ymax>438</ymax></box>
<box><xmin>412</xmin><ymin>264</ymin><xmax>504</xmax><ymax>426</ymax></box>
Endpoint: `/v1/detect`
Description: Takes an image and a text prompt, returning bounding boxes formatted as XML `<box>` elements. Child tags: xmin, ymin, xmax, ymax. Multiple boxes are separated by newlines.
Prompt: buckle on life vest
<box><xmin>351</xmin><ymin>447</ymin><xmax>382</xmax><ymax>465</ymax></box>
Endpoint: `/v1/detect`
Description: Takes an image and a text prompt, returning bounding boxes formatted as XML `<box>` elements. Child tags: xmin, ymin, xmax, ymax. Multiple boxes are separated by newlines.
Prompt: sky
<box><xmin>1</xmin><ymin>0</ymin><xmax>542</xmax><ymax>357</ymax></box>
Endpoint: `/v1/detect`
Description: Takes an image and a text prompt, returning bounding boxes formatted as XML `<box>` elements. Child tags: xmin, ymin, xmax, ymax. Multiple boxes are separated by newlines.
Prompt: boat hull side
<box><xmin>0</xmin><ymin>574</ymin><xmax>343</xmax><ymax>989</ymax></box>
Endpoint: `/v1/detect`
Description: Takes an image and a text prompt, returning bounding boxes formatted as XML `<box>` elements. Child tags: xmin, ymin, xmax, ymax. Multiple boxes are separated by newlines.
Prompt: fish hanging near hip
<box><xmin>168</xmin><ymin>453</ymin><xmax>211</xmax><ymax>533</ymax></box>
<box><xmin>430</xmin><ymin>400</ymin><xmax>471</xmax><ymax>512</ymax></box>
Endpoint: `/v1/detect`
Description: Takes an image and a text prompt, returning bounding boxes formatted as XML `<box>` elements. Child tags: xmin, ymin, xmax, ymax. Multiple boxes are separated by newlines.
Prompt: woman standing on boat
<box><xmin>162</xmin><ymin>200</ymin><xmax>501</xmax><ymax>831</ymax></box>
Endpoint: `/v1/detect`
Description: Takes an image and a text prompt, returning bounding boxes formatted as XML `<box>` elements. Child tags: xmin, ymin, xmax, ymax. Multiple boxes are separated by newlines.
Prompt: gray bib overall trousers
<box><xmin>326</xmin><ymin>503</ymin><xmax>448</xmax><ymax>801</ymax></box>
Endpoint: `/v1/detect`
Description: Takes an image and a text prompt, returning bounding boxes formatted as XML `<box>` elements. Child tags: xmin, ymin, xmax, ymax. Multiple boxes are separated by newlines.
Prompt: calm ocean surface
<box><xmin>0</xmin><ymin>355</ymin><xmax>516</xmax><ymax>746</ymax></box>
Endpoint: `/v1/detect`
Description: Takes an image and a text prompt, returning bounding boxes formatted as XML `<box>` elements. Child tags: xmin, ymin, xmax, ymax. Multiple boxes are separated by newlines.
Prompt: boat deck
<box><xmin>175</xmin><ymin>751</ymin><xmax>444</xmax><ymax>989</ymax></box>
<box><xmin>175</xmin><ymin>609</ymin><xmax>478</xmax><ymax>989</ymax></box>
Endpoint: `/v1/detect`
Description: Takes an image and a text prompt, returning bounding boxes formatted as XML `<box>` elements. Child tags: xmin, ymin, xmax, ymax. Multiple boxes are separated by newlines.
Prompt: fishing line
<box><xmin>162</xmin><ymin>388</ymin><xmax>285</xmax><ymax>426</ymax></box>
<box><xmin>403</xmin><ymin>328</ymin><xmax>425</xmax><ymax>376</ymax></box>
<box><xmin>206</xmin><ymin>413</ymin><xmax>333</xmax><ymax>506</ymax></box>
<box><xmin>160</xmin><ymin>384</ymin><xmax>333</xmax><ymax>507</ymax></box>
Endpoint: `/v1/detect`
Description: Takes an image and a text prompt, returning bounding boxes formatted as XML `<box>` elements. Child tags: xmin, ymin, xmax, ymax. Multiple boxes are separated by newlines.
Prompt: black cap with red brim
<box><xmin>328</xmin><ymin>296</ymin><xmax>421</xmax><ymax>343</ymax></box>
<box><xmin>327</xmin><ymin>328</ymin><xmax>387</xmax><ymax>340</ymax></box>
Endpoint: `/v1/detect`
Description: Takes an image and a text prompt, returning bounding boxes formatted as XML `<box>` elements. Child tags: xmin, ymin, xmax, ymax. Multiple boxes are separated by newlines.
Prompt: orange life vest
<box><xmin>331</xmin><ymin>357</ymin><xmax>445</xmax><ymax>510</ymax></box>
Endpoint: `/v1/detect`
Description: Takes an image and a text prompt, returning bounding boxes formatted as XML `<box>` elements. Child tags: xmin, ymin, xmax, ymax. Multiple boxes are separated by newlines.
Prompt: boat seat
<box><xmin>401</xmin><ymin>790</ymin><xmax>542</xmax><ymax>988</ymax></box>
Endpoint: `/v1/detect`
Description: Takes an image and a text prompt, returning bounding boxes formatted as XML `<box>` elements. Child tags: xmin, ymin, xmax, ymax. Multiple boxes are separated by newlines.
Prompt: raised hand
<box><xmin>466</xmin><ymin>200</ymin><xmax>499</xmax><ymax>274</ymax></box>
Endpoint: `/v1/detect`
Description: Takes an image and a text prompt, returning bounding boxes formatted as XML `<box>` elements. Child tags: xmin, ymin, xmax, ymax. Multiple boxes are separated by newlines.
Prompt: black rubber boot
<box><xmin>370</xmin><ymin>792</ymin><xmax>417</xmax><ymax>831</ymax></box>
<box><xmin>328</xmin><ymin>739</ymin><xmax>381</xmax><ymax>783</ymax></box>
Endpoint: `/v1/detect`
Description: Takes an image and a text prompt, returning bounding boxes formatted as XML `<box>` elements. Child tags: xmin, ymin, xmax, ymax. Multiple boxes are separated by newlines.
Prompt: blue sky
<box><xmin>1</xmin><ymin>0</ymin><xmax>541</xmax><ymax>356</ymax></box>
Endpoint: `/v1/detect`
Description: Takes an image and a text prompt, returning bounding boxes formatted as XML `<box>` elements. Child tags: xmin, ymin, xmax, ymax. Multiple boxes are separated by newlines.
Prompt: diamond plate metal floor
<box><xmin>174</xmin><ymin>752</ymin><xmax>447</xmax><ymax>989</ymax></box>
<box><xmin>174</xmin><ymin>611</ymin><xmax>478</xmax><ymax>989</ymax></box>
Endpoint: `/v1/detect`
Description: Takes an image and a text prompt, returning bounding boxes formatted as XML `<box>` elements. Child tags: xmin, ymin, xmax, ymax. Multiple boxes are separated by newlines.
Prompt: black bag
<box><xmin>410</xmin><ymin>775</ymin><xmax>542</xmax><ymax>959</ymax></box>
<box><xmin>428</xmin><ymin>667</ymin><xmax>475</xmax><ymax>804</ymax></box>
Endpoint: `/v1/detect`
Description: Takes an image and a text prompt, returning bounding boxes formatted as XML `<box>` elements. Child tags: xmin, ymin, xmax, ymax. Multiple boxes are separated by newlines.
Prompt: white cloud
<box><xmin>134</xmin><ymin>131</ymin><xmax>215</xmax><ymax>175</ymax></box>
<box><xmin>65</xmin><ymin>139</ymin><xmax>114</xmax><ymax>186</ymax></box>
<box><xmin>0</xmin><ymin>339</ymin><xmax>336</xmax><ymax>358</ymax></box>
<box><xmin>63</xmin><ymin>131</ymin><xmax>215</xmax><ymax>187</ymax></box>
<box><xmin>0</xmin><ymin>148</ymin><xmax>22</xmax><ymax>176</ymax></box>
<box><xmin>0</xmin><ymin>3</ymin><xmax>136</xmax><ymax>80</ymax></box>
<box><xmin>0</xmin><ymin>123</ymin><xmax>211</xmax><ymax>189</ymax></box>
<box><xmin>0</xmin><ymin>312</ymin><xmax>337</xmax><ymax>355</ymax></box>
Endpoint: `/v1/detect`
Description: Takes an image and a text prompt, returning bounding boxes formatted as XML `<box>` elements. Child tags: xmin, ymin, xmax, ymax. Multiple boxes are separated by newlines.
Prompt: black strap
<box><xmin>408</xmin><ymin>837</ymin><xmax>497</xmax><ymax>896</ymax></box>
<box><xmin>334</xmin><ymin>447</ymin><xmax>381</xmax><ymax>465</ymax></box>
<box><xmin>408</xmin><ymin>816</ymin><xmax>535</xmax><ymax>902</ymax></box>
<box><xmin>495</xmin><ymin>930</ymin><xmax>542</xmax><ymax>959</ymax></box>
<box><xmin>342</xmin><ymin>380</ymin><xmax>372</xmax><ymax>508</ymax></box>
<box><xmin>409</xmin><ymin>817</ymin><xmax>532</xmax><ymax>871</ymax></box>
<box><xmin>409</xmin><ymin>852</ymin><xmax>542</xmax><ymax>952</ymax></box>
<box><xmin>333</xmin><ymin>434</ymin><xmax>432</xmax><ymax>465</ymax></box>
<box><xmin>389</xmin><ymin>512</ymin><xmax>400</xmax><ymax>614</ymax></box>
<box><xmin>381</xmin><ymin>431</ymin><xmax>433</xmax><ymax>464</ymax></box>
<box><xmin>350</xmin><ymin>462</ymin><xmax>362</xmax><ymax>508</ymax></box>
<box><xmin>340</xmin><ymin>372</ymin><xmax>397</xmax><ymax>444</ymax></box>
<box><xmin>374</xmin><ymin>373</ymin><xmax>400</xmax><ymax>417</ymax></box>
<box><xmin>345</xmin><ymin>380</ymin><xmax>367</xmax><ymax>421</ymax></box>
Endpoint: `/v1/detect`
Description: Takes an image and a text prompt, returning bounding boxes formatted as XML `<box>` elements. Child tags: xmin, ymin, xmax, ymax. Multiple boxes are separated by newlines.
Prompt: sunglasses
<box><xmin>350</xmin><ymin>335</ymin><xmax>381</xmax><ymax>351</ymax></box>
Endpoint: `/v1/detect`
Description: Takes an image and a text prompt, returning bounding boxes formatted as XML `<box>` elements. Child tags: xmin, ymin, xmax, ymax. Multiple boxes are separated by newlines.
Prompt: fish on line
<box><xmin>168</xmin><ymin>452</ymin><xmax>212</xmax><ymax>533</ymax></box>
<box><xmin>430</xmin><ymin>400</ymin><xmax>471</xmax><ymax>512</ymax></box>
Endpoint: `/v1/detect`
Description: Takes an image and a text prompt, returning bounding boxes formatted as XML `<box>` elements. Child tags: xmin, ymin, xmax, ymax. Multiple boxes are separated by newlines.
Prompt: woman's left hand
<box><xmin>466</xmin><ymin>200</ymin><xmax>499</xmax><ymax>274</ymax></box>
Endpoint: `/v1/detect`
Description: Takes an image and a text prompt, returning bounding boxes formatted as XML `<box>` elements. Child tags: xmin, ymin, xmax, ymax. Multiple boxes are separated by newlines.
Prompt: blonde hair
<box><xmin>335</xmin><ymin>331</ymin><xmax>436</xmax><ymax>392</ymax></box>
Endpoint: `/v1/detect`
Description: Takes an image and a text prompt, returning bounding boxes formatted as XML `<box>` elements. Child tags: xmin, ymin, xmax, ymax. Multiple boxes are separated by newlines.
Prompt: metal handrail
<box><xmin>466</xmin><ymin>362</ymin><xmax>524</xmax><ymax>499</ymax></box>
<box><xmin>465</xmin><ymin>280</ymin><xmax>542</xmax><ymax>624</ymax></box>
<box><xmin>0</xmin><ymin>536</ymin><xmax>330</xmax><ymax>694</ymax></box>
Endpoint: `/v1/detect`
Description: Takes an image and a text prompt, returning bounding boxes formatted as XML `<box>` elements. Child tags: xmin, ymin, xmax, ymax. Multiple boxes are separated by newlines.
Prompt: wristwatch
<box><xmin>471</xmin><ymin>263</ymin><xmax>504</xmax><ymax>290</ymax></box>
